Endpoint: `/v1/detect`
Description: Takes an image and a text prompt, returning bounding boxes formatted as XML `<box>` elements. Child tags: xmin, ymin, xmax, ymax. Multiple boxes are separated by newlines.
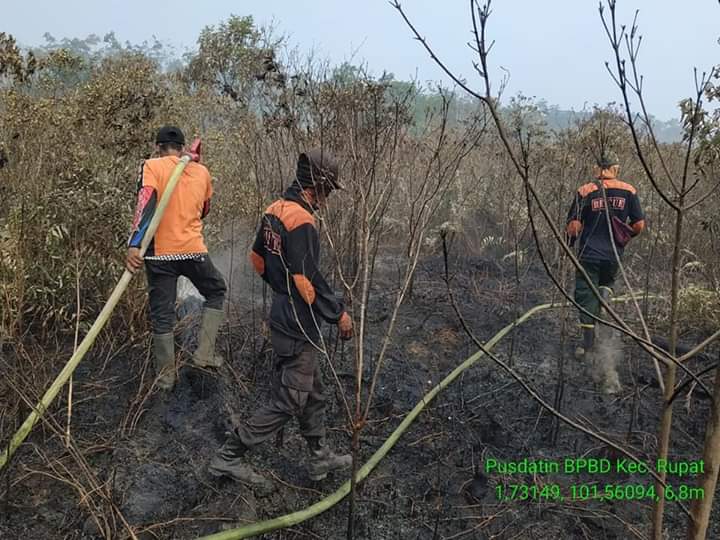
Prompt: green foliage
<box><xmin>0</xmin><ymin>32</ymin><xmax>37</xmax><ymax>83</ymax></box>
<box><xmin>0</xmin><ymin>22</ymin><xmax>716</xmax><ymax>344</ymax></box>
<box><xmin>0</xmin><ymin>50</ymin><xmax>167</xmax><ymax>337</ymax></box>
<box><xmin>183</xmin><ymin>15</ymin><xmax>274</xmax><ymax>104</ymax></box>
<box><xmin>690</xmin><ymin>65</ymin><xmax>720</xmax><ymax>167</ymax></box>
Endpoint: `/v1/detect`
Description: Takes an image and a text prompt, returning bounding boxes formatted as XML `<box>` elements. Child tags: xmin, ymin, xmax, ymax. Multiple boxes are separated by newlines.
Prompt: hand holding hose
<box><xmin>126</xmin><ymin>247</ymin><xmax>144</xmax><ymax>273</ymax></box>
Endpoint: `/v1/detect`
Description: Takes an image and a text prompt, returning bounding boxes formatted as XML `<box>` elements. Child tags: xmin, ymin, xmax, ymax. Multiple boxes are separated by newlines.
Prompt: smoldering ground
<box><xmin>2</xmin><ymin>240</ymin><xmax>718</xmax><ymax>540</ymax></box>
<box><xmin>591</xmin><ymin>324</ymin><xmax>624</xmax><ymax>395</ymax></box>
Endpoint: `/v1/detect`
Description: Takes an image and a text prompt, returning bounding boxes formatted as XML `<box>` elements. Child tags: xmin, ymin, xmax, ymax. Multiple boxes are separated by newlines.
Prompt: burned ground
<box><xmin>1</xmin><ymin>247</ymin><xmax>717</xmax><ymax>540</ymax></box>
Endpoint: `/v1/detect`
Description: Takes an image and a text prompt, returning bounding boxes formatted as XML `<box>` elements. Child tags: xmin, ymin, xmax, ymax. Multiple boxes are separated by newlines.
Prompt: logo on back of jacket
<box><xmin>591</xmin><ymin>197</ymin><xmax>626</xmax><ymax>211</ymax></box>
<box><xmin>263</xmin><ymin>224</ymin><xmax>282</xmax><ymax>255</ymax></box>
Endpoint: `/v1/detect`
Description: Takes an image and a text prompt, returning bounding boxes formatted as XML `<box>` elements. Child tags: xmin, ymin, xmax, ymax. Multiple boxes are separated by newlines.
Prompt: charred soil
<box><xmin>1</xmin><ymin>250</ymin><xmax>717</xmax><ymax>540</ymax></box>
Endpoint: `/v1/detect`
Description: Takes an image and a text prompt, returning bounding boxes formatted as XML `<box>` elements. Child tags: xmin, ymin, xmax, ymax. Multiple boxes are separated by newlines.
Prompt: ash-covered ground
<box><xmin>2</xmin><ymin>245</ymin><xmax>716</xmax><ymax>540</ymax></box>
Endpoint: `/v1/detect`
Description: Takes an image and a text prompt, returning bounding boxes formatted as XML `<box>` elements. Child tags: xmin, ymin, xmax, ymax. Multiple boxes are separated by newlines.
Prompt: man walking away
<box><xmin>209</xmin><ymin>148</ymin><xmax>353</xmax><ymax>486</ymax></box>
<box><xmin>566</xmin><ymin>152</ymin><xmax>644</xmax><ymax>389</ymax></box>
<box><xmin>126</xmin><ymin>126</ymin><xmax>227</xmax><ymax>391</ymax></box>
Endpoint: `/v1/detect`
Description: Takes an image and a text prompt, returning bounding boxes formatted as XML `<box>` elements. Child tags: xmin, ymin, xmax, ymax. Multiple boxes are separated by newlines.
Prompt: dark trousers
<box><xmin>235</xmin><ymin>331</ymin><xmax>326</xmax><ymax>448</ymax></box>
<box><xmin>575</xmin><ymin>259</ymin><xmax>619</xmax><ymax>326</ymax></box>
<box><xmin>145</xmin><ymin>255</ymin><xmax>226</xmax><ymax>334</ymax></box>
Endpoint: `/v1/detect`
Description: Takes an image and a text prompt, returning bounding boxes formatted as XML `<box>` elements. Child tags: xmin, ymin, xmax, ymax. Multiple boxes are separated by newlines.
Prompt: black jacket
<box><xmin>250</xmin><ymin>184</ymin><xmax>345</xmax><ymax>342</ymax></box>
<box><xmin>566</xmin><ymin>176</ymin><xmax>645</xmax><ymax>262</ymax></box>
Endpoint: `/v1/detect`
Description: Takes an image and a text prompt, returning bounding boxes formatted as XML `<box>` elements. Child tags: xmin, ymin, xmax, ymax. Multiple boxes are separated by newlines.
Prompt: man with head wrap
<box><xmin>209</xmin><ymin>149</ymin><xmax>353</xmax><ymax>486</ymax></box>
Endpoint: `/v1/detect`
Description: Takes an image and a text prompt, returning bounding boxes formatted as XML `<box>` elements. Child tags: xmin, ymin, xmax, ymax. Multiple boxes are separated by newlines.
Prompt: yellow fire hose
<box><xmin>197</xmin><ymin>295</ymin><xmax>662</xmax><ymax>540</ymax></box>
<box><xmin>196</xmin><ymin>302</ymin><xmax>558</xmax><ymax>540</ymax></box>
<box><xmin>0</xmin><ymin>152</ymin><xmax>193</xmax><ymax>471</ymax></box>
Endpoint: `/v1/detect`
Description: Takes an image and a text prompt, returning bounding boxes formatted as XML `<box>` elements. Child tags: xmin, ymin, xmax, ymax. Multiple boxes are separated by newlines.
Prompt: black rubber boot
<box><xmin>583</xmin><ymin>326</ymin><xmax>595</xmax><ymax>351</ymax></box>
<box><xmin>575</xmin><ymin>326</ymin><xmax>595</xmax><ymax>359</ymax></box>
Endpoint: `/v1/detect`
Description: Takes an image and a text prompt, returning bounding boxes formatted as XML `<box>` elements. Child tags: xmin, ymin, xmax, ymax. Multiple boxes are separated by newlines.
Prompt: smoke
<box><xmin>174</xmin><ymin>230</ymin><xmax>255</xmax><ymax>351</ymax></box>
<box><xmin>177</xmin><ymin>224</ymin><xmax>256</xmax><ymax>304</ymax></box>
<box><xmin>591</xmin><ymin>325</ymin><xmax>623</xmax><ymax>394</ymax></box>
<box><xmin>177</xmin><ymin>275</ymin><xmax>202</xmax><ymax>302</ymax></box>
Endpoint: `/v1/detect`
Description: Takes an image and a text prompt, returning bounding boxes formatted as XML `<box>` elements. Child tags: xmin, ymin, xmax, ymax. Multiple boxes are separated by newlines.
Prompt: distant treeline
<box><xmin>22</xmin><ymin>30</ymin><xmax>683</xmax><ymax>142</ymax></box>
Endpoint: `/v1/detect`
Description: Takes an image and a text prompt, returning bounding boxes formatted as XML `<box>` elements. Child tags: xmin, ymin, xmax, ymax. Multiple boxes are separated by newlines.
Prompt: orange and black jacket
<box><xmin>566</xmin><ymin>176</ymin><xmax>645</xmax><ymax>262</ymax></box>
<box><xmin>250</xmin><ymin>184</ymin><xmax>345</xmax><ymax>342</ymax></box>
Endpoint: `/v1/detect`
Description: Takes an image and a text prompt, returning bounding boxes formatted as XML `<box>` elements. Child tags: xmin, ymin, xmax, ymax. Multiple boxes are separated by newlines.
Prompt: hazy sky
<box><xmin>4</xmin><ymin>1</ymin><xmax>719</xmax><ymax>119</ymax></box>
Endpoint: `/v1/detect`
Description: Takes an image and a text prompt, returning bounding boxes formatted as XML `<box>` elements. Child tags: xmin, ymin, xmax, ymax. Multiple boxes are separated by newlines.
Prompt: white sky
<box><xmin>4</xmin><ymin>0</ymin><xmax>719</xmax><ymax>119</ymax></box>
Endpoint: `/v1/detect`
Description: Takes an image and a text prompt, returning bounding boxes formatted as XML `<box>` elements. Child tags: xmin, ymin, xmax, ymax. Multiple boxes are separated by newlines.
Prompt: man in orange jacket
<box><xmin>126</xmin><ymin>126</ymin><xmax>227</xmax><ymax>391</ymax></box>
<box><xmin>209</xmin><ymin>149</ymin><xmax>353</xmax><ymax>486</ymax></box>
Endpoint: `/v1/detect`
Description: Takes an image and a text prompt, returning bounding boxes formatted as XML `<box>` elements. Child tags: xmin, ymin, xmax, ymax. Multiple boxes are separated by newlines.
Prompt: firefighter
<box><xmin>566</xmin><ymin>152</ymin><xmax>645</xmax><ymax>361</ymax></box>
<box><xmin>126</xmin><ymin>126</ymin><xmax>226</xmax><ymax>391</ymax></box>
<box><xmin>209</xmin><ymin>149</ymin><xmax>353</xmax><ymax>485</ymax></box>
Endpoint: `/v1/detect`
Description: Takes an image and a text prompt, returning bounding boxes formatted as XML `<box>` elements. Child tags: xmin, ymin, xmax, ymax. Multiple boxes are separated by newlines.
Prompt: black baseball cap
<box><xmin>155</xmin><ymin>126</ymin><xmax>185</xmax><ymax>145</ymax></box>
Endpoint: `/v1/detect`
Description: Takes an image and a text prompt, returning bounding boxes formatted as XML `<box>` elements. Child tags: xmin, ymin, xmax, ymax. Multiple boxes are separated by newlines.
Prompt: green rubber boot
<box><xmin>153</xmin><ymin>332</ymin><xmax>176</xmax><ymax>391</ymax></box>
<box><xmin>193</xmin><ymin>307</ymin><xmax>224</xmax><ymax>368</ymax></box>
